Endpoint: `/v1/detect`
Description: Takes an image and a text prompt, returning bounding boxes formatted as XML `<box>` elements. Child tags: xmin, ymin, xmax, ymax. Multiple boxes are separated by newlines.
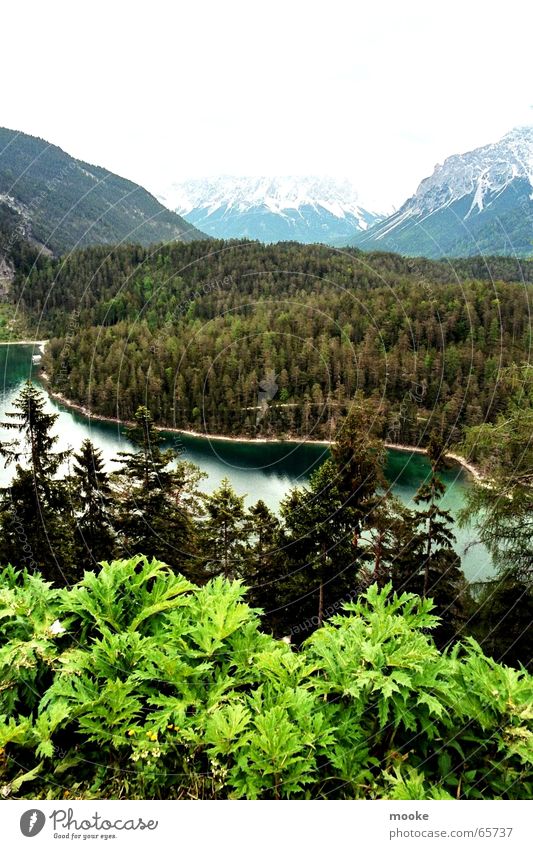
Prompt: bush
<box><xmin>0</xmin><ymin>557</ymin><xmax>531</xmax><ymax>799</ymax></box>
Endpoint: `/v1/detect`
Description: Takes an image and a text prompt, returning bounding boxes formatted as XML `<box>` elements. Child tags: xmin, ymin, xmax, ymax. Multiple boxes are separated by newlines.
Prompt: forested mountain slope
<box><xmin>0</xmin><ymin>127</ymin><xmax>204</xmax><ymax>258</ymax></box>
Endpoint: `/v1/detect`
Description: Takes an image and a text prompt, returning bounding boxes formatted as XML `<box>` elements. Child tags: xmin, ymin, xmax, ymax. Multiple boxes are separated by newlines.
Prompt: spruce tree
<box><xmin>279</xmin><ymin>459</ymin><xmax>363</xmax><ymax>635</ymax></box>
<box><xmin>0</xmin><ymin>381</ymin><xmax>70</xmax><ymax>483</ymax></box>
<box><xmin>0</xmin><ymin>382</ymin><xmax>76</xmax><ymax>583</ymax></box>
<box><xmin>393</xmin><ymin>433</ymin><xmax>466</xmax><ymax>646</ymax></box>
<box><xmin>466</xmin><ymin>573</ymin><xmax>533</xmax><ymax>671</ymax></box>
<box><xmin>359</xmin><ymin>497</ymin><xmax>413</xmax><ymax>589</ymax></box>
<box><xmin>72</xmin><ymin>439</ymin><xmax>115</xmax><ymax>569</ymax></box>
<box><xmin>201</xmin><ymin>477</ymin><xmax>248</xmax><ymax>579</ymax></box>
<box><xmin>113</xmin><ymin>406</ymin><xmax>197</xmax><ymax>572</ymax></box>
<box><xmin>241</xmin><ymin>499</ymin><xmax>284</xmax><ymax>627</ymax></box>
<box><xmin>272</xmin><ymin>405</ymin><xmax>390</xmax><ymax>637</ymax></box>
<box><xmin>459</xmin><ymin>368</ymin><xmax>533</xmax><ymax>579</ymax></box>
<box><xmin>330</xmin><ymin>396</ymin><xmax>387</xmax><ymax>534</ymax></box>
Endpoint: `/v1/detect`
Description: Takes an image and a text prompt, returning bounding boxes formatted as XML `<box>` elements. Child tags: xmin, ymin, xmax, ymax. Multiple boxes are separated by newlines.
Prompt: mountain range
<box><xmin>354</xmin><ymin>126</ymin><xmax>533</xmax><ymax>257</ymax></box>
<box><xmin>0</xmin><ymin>127</ymin><xmax>203</xmax><ymax>274</ymax></box>
<box><xmin>1</xmin><ymin>125</ymin><xmax>531</xmax><ymax>271</ymax></box>
<box><xmin>158</xmin><ymin>176</ymin><xmax>381</xmax><ymax>245</ymax></box>
<box><xmin>159</xmin><ymin>128</ymin><xmax>533</xmax><ymax>257</ymax></box>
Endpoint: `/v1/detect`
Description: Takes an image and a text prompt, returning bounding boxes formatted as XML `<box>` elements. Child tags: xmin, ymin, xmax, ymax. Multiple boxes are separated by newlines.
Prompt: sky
<box><xmin>2</xmin><ymin>0</ymin><xmax>532</xmax><ymax>212</ymax></box>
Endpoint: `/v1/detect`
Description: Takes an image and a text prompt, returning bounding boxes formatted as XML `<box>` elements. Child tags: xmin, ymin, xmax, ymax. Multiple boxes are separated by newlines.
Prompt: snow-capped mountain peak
<box><xmin>402</xmin><ymin>125</ymin><xmax>533</xmax><ymax>220</ymax></box>
<box><xmin>355</xmin><ymin>126</ymin><xmax>533</xmax><ymax>258</ymax></box>
<box><xmin>156</xmin><ymin>176</ymin><xmax>382</xmax><ymax>245</ymax></box>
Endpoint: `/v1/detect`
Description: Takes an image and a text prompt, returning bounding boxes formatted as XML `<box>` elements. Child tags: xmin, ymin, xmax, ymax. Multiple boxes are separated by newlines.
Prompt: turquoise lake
<box><xmin>0</xmin><ymin>343</ymin><xmax>492</xmax><ymax>581</ymax></box>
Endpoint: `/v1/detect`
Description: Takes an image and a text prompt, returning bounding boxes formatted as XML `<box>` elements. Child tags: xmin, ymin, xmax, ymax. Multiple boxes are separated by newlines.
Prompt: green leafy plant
<box><xmin>0</xmin><ymin>559</ymin><xmax>531</xmax><ymax>800</ymax></box>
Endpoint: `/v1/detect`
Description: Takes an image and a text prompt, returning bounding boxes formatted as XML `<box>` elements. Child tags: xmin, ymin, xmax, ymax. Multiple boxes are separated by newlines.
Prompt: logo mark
<box><xmin>20</xmin><ymin>809</ymin><xmax>46</xmax><ymax>837</ymax></box>
<box><xmin>256</xmin><ymin>369</ymin><xmax>278</xmax><ymax>423</ymax></box>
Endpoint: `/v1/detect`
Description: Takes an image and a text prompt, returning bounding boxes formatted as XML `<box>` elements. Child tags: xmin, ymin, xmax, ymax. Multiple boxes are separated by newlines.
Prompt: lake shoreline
<box><xmin>38</xmin><ymin>370</ymin><xmax>482</xmax><ymax>481</ymax></box>
<box><xmin>1</xmin><ymin>337</ymin><xmax>479</xmax><ymax>480</ymax></box>
<box><xmin>0</xmin><ymin>339</ymin><xmax>48</xmax><ymax>348</ymax></box>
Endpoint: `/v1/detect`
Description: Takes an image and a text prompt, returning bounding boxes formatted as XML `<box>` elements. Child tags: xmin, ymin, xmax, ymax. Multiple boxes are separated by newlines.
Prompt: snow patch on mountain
<box><xmin>158</xmin><ymin>176</ymin><xmax>381</xmax><ymax>235</ymax></box>
<box><xmin>352</xmin><ymin>126</ymin><xmax>533</xmax><ymax>258</ymax></box>
<box><xmin>382</xmin><ymin>126</ymin><xmax>533</xmax><ymax>232</ymax></box>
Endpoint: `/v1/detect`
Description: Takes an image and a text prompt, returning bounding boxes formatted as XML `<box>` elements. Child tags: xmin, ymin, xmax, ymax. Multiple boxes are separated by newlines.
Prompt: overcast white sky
<box><xmin>3</xmin><ymin>0</ymin><xmax>532</xmax><ymax>211</ymax></box>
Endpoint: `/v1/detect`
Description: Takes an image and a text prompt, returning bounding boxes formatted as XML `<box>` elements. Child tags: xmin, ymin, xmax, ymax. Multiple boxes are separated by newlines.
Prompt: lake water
<box><xmin>0</xmin><ymin>343</ymin><xmax>493</xmax><ymax>581</ymax></box>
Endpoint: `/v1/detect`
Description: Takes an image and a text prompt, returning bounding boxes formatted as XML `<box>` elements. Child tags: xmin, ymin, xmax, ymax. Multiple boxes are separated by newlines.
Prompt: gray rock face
<box><xmin>354</xmin><ymin>127</ymin><xmax>533</xmax><ymax>258</ymax></box>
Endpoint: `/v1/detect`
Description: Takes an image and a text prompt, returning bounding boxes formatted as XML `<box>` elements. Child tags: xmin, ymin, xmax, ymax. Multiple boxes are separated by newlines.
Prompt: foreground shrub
<box><xmin>0</xmin><ymin>557</ymin><xmax>531</xmax><ymax>799</ymax></box>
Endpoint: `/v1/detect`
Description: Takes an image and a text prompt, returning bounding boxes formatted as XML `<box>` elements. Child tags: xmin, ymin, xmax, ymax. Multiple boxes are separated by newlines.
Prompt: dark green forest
<box><xmin>15</xmin><ymin>240</ymin><xmax>533</xmax><ymax>443</ymax></box>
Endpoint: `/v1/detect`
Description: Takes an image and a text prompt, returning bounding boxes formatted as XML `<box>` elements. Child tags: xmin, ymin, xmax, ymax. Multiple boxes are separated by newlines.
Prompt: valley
<box><xmin>0</xmin><ymin>107</ymin><xmax>531</xmax><ymax>805</ymax></box>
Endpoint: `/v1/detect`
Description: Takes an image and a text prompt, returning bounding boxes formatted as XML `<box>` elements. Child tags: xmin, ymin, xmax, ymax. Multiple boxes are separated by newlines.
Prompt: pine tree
<box><xmin>394</xmin><ymin>433</ymin><xmax>466</xmax><ymax>646</ymax></box>
<box><xmin>359</xmin><ymin>497</ymin><xmax>413</xmax><ymax>588</ymax></box>
<box><xmin>201</xmin><ymin>478</ymin><xmax>248</xmax><ymax>579</ymax></box>
<box><xmin>72</xmin><ymin>439</ymin><xmax>115</xmax><ymax>569</ymax></box>
<box><xmin>0</xmin><ymin>382</ymin><xmax>77</xmax><ymax>583</ymax></box>
<box><xmin>0</xmin><ymin>381</ymin><xmax>71</xmax><ymax>484</ymax></box>
<box><xmin>467</xmin><ymin>573</ymin><xmax>533</xmax><ymax>671</ymax></box>
<box><xmin>246</xmin><ymin>500</ymin><xmax>280</xmax><ymax>570</ymax></box>
<box><xmin>459</xmin><ymin>367</ymin><xmax>533</xmax><ymax>579</ymax></box>
<box><xmin>330</xmin><ymin>396</ymin><xmax>387</xmax><ymax>535</ymax></box>
<box><xmin>271</xmin><ymin>406</ymin><xmax>390</xmax><ymax>636</ymax></box>
<box><xmin>414</xmin><ymin>433</ymin><xmax>456</xmax><ymax>599</ymax></box>
<box><xmin>241</xmin><ymin>500</ymin><xmax>283</xmax><ymax>625</ymax></box>
<box><xmin>113</xmin><ymin>406</ymin><xmax>197</xmax><ymax>572</ymax></box>
<box><xmin>279</xmin><ymin>459</ymin><xmax>362</xmax><ymax>633</ymax></box>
